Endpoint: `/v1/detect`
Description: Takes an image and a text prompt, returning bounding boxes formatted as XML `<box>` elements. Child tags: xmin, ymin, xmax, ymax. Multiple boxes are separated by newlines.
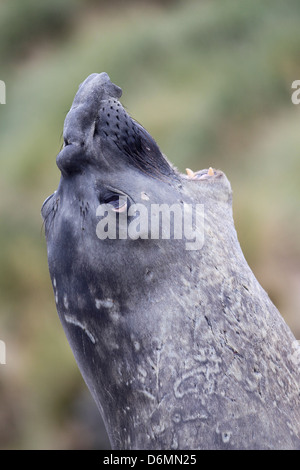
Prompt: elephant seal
<box><xmin>42</xmin><ymin>73</ymin><xmax>300</xmax><ymax>450</ymax></box>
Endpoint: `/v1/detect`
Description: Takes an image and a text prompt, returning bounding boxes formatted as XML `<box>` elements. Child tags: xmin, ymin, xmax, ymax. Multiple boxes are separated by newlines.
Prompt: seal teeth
<box><xmin>186</xmin><ymin>168</ymin><xmax>195</xmax><ymax>178</ymax></box>
<box><xmin>208</xmin><ymin>167</ymin><xmax>214</xmax><ymax>176</ymax></box>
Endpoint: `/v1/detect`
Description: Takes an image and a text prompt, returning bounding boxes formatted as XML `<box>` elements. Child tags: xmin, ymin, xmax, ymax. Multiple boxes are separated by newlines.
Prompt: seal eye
<box><xmin>102</xmin><ymin>193</ymin><xmax>128</xmax><ymax>213</ymax></box>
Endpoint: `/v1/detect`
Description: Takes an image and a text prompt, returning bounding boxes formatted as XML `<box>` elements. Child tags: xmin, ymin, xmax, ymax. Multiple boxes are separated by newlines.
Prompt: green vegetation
<box><xmin>1</xmin><ymin>0</ymin><xmax>300</xmax><ymax>449</ymax></box>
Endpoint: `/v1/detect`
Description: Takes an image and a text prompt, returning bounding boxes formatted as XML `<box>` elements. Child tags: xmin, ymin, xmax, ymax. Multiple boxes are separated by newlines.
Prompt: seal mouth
<box><xmin>41</xmin><ymin>191</ymin><xmax>56</xmax><ymax>211</ymax></box>
<box><xmin>41</xmin><ymin>191</ymin><xmax>60</xmax><ymax>231</ymax></box>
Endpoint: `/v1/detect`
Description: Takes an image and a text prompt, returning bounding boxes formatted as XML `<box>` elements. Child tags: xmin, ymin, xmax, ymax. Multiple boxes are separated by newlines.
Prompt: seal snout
<box><xmin>56</xmin><ymin>73</ymin><xmax>123</xmax><ymax>176</ymax></box>
<box><xmin>56</xmin><ymin>72</ymin><xmax>176</xmax><ymax>179</ymax></box>
<box><xmin>75</xmin><ymin>72</ymin><xmax>123</xmax><ymax>107</ymax></box>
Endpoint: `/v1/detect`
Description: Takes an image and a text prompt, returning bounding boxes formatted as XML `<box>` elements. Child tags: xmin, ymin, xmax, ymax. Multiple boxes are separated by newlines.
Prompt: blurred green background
<box><xmin>0</xmin><ymin>0</ymin><xmax>300</xmax><ymax>449</ymax></box>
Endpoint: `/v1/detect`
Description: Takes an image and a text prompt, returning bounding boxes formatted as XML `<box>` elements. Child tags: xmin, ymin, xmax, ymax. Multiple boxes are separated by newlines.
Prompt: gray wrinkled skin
<box><xmin>42</xmin><ymin>73</ymin><xmax>300</xmax><ymax>450</ymax></box>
